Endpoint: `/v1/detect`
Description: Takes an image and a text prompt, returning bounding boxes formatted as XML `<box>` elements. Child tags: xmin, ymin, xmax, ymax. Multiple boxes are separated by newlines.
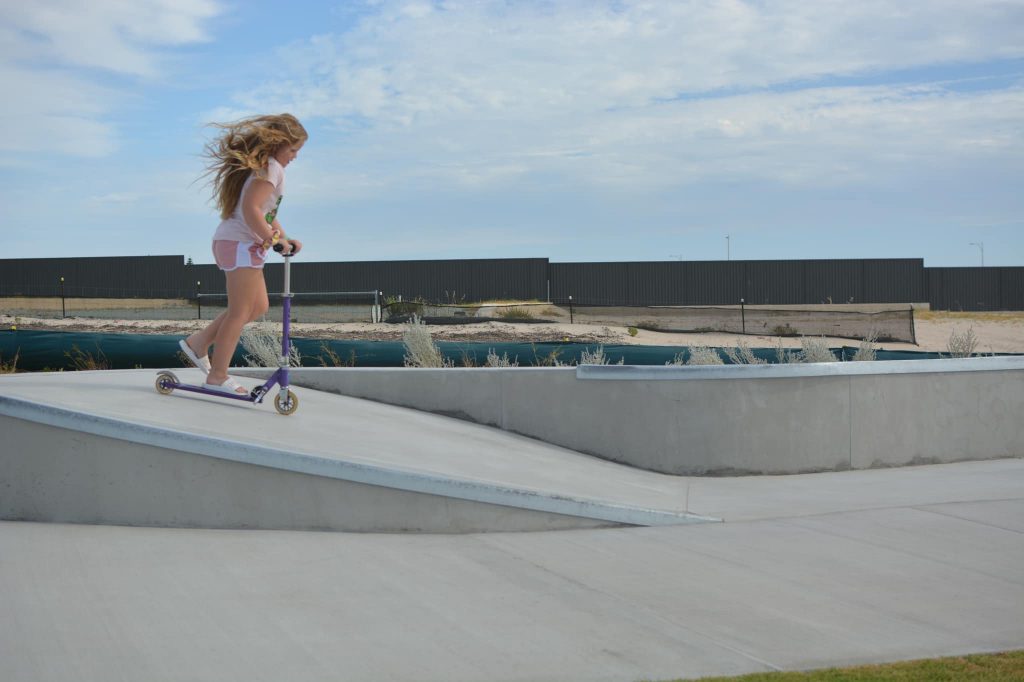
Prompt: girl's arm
<box><xmin>242</xmin><ymin>179</ymin><xmax>278</xmax><ymax>245</ymax></box>
<box><xmin>243</xmin><ymin>179</ymin><xmax>303</xmax><ymax>254</ymax></box>
<box><xmin>270</xmin><ymin>217</ymin><xmax>287</xmax><ymax>240</ymax></box>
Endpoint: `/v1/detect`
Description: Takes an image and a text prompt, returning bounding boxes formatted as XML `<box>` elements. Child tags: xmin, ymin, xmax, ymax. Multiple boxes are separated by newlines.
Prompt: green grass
<box><xmin>651</xmin><ymin>650</ymin><xmax>1024</xmax><ymax>681</ymax></box>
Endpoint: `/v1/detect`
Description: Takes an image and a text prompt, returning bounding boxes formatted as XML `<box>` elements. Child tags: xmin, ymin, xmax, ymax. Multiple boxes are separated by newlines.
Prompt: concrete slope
<box><xmin>0</xmin><ymin>370</ymin><xmax>715</xmax><ymax>532</ymax></box>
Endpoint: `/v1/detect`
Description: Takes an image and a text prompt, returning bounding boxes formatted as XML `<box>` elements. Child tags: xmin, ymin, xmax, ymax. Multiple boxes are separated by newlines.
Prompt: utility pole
<box><xmin>969</xmin><ymin>242</ymin><xmax>984</xmax><ymax>266</ymax></box>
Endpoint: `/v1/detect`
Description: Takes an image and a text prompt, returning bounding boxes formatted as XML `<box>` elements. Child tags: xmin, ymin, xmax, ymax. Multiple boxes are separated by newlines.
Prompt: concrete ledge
<box><xmin>239</xmin><ymin>356</ymin><xmax>1024</xmax><ymax>475</ymax></box>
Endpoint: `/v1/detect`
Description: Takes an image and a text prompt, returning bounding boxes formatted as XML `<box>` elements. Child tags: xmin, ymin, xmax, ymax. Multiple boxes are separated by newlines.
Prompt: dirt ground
<box><xmin>3</xmin><ymin>307</ymin><xmax>1022</xmax><ymax>354</ymax></box>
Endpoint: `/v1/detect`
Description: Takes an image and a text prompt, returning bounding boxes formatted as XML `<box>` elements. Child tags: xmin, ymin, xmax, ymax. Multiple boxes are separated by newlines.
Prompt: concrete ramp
<box><xmin>0</xmin><ymin>370</ymin><xmax>715</xmax><ymax>533</ymax></box>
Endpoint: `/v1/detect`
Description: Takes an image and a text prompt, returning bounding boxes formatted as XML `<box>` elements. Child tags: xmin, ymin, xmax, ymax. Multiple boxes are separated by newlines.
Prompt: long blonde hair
<box><xmin>203</xmin><ymin>113</ymin><xmax>308</xmax><ymax>219</ymax></box>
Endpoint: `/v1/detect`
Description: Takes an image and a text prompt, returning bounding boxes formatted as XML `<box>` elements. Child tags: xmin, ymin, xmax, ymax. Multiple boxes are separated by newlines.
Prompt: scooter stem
<box><xmin>280</xmin><ymin>253</ymin><xmax>293</xmax><ymax>369</ymax></box>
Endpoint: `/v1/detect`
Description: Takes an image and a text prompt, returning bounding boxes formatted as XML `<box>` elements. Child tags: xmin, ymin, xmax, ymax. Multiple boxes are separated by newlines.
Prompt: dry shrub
<box><xmin>774</xmin><ymin>339</ymin><xmax>800</xmax><ymax>364</ymax></box>
<box><xmin>724</xmin><ymin>340</ymin><xmax>767</xmax><ymax>365</ymax></box>
<box><xmin>402</xmin><ymin>315</ymin><xmax>452</xmax><ymax>368</ymax></box>
<box><xmin>579</xmin><ymin>345</ymin><xmax>624</xmax><ymax>365</ymax></box>
<box><xmin>0</xmin><ymin>350</ymin><xmax>19</xmax><ymax>374</ymax></box>
<box><xmin>851</xmin><ymin>330</ymin><xmax>878</xmax><ymax>362</ymax></box>
<box><xmin>945</xmin><ymin>327</ymin><xmax>978</xmax><ymax>358</ymax></box>
<box><xmin>681</xmin><ymin>346</ymin><xmax>724</xmax><ymax>366</ymax></box>
<box><xmin>65</xmin><ymin>344</ymin><xmax>109</xmax><ymax>371</ymax></box>
<box><xmin>240</xmin><ymin>320</ymin><xmax>302</xmax><ymax>368</ymax></box>
<box><xmin>797</xmin><ymin>336</ymin><xmax>835</xmax><ymax>363</ymax></box>
<box><xmin>485</xmin><ymin>349</ymin><xmax>519</xmax><ymax>367</ymax></box>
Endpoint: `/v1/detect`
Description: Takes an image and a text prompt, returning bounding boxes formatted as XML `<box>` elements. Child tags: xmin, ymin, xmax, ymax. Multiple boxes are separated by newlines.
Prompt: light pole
<box><xmin>726</xmin><ymin>235</ymin><xmax>730</xmax><ymax>261</ymax></box>
<box><xmin>969</xmin><ymin>242</ymin><xmax>984</xmax><ymax>267</ymax></box>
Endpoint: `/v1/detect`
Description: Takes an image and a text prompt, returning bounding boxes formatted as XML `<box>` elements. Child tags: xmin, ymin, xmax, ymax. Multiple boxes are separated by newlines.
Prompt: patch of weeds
<box><xmin>532</xmin><ymin>344</ymin><xmax>567</xmax><ymax>367</ymax></box>
<box><xmin>772</xmin><ymin>323</ymin><xmax>798</xmax><ymax>336</ymax></box>
<box><xmin>918</xmin><ymin>310</ymin><xmax>1024</xmax><ymax>323</ymax></box>
<box><xmin>384</xmin><ymin>296</ymin><xmax>426</xmax><ymax>319</ymax></box>
<box><xmin>403</xmin><ymin>315</ymin><xmax>452</xmax><ymax>367</ymax></box>
<box><xmin>318</xmin><ymin>343</ymin><xmax>357</xmax><ymax>367</ymax></box>
<box><xmin>495</xmin><ymin>307</ymin><xmax>536</xmax><ymax>320</ymax></box>
<box><xmin>64</xmin><ymin>344</ymin><xmax>110</xmax><ymax>371</ymax></box>
<box><xmin>653</xmin><ymin>649</ymin><xmax>1024</xmax><ymax>681</ymax></box>
<box><xmin>0</xmin><ymin>350</ymin><xmax>20</xmax><ymax>373</ymax></box>
<box><xmin>241</xmin><ymin>320</ymin><xmax>302</xmax><ymax>368</ymax></box>
<box><xmin>679</xmin><ymin>346</ymin><xmax>723</xmax><ymax>366</ymax></box>
<box><xmin>851</xmin><ymin>330</ymin><xmax>878</xmax><ymax>362</ymax></box>
<box><xmin>797</xmin><ymin>336</ymin><xmax>835</xmax><ymax>363</ymax></box>
<box><xmin>485</xmin><ymin>349</ymin><xmax>519</xmax><ymax>367</ymax></box>
<box><xmin>723</xmin><ymin>340</ymin><xmax>767</xmax><ymax>365</ymax></box>
<box><xmin>945</xmin><ymin>326</ymin><xmax>979</xmax><ymax>358</ymax></box>
<box><xmin>628</xmin><ymin>326</ymin><xmax>639</xmax><ymax>337</ymax></box>
<box><xmin>579</xmin><ymin>345</ymin><xmax>624</xmax><ymax>365</ymax></box>
<box><xmin>443</xmin><ymin>291</ymin><xmax>467</xmax><ymax>305</ymax></box>
<box><xmin>774</xmin><ymin>339</ymin><xmax>799</xmax><ymax>364</ymax></box>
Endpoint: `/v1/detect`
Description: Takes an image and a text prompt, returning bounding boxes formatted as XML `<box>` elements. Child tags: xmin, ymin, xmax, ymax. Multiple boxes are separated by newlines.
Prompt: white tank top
<box><xmin>212</xmin><ymin>157</ymin><xmax>285</xmax><ymax>243</ymax></box>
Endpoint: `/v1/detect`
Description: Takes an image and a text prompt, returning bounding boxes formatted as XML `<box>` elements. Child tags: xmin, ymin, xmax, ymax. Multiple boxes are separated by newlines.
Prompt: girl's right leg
<box><xmin>205</xmin><ymin>267</ymin><xmax>269</xmax><ymax>393</ymax></box>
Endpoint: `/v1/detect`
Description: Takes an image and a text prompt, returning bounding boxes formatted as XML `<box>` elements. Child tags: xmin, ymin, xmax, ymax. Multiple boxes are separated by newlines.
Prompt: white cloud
<box><xmin>1</xmin><ymin>0</ymin><xmax>221</xmax><ymax>76</ymax></box>
<box><xmin>0</xmin><ymin>0</ymin><xmax>222</xmax><ymax>158</ymax></box>
<box><xmin>221</xmin><ymin>0</ymin><xmax>1024</xmax><ymax>197</ymax></box>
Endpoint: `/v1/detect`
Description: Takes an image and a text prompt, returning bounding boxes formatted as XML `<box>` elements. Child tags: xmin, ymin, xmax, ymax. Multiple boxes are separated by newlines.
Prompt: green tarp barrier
<box><xmin>0</xmin><ymin>329</ymin><xmax>996</xmax><ymax>373</ymax></box>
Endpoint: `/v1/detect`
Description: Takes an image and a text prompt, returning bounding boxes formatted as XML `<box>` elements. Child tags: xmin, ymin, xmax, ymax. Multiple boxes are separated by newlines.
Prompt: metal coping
<box><xmin>576</xmin><ymin>355</ymin><xmax>1024</xmax><ymax>381</ymax></box>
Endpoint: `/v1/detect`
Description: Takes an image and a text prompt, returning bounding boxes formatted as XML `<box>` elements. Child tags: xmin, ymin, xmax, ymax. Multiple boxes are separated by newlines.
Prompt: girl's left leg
<box><xmin>184</xmin><ymin>311</ymin><xmax>227</xmax><ymax>362</ymax></box>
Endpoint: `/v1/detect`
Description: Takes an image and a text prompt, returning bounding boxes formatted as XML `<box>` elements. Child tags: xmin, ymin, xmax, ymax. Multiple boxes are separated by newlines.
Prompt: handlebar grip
<box><xmin>273</xmin><ymin>242</ymin><xmax>285</xmax><ymax>253</ymax></box>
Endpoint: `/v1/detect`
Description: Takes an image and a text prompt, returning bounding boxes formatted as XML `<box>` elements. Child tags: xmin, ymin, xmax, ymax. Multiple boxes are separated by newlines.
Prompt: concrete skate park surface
<box><xmin>1</xmin><ymin>367</ymin><xmax>1023</xmax><ymax>680</ymax></box>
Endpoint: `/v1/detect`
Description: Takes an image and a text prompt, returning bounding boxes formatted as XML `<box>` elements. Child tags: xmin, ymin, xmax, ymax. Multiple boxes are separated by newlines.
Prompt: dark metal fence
<box><xmin>1</xmin><ymin>255</ymin><xmax>1021</xmax><ymax>310</ymax></box>
<box><xmin>926</xmin><ymin>267</ymin><xmax>1024</xmax><ymax>311</ymax></box>
<box><xmin>0</xmin><ymin>256</ymin><xmax>186</xmax><ymax>298</ymax></box>
<box><xmin>548</xmin><ymin>259</ymin><xmax>927</xmax><ymax>306</ymax></box>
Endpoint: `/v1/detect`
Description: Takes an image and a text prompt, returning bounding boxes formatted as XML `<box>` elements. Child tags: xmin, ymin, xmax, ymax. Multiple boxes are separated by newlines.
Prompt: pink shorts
<box><xmin>212</xmin><ymin>240</ymin><xmax>267</xmax><ymax>271</ymax></box>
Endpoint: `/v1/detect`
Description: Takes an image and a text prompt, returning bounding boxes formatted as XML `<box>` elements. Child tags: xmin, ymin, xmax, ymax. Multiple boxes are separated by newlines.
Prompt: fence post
<box><xmin>569</xmin><ymin>295</ymin><xmax>574</xmax><ymax>324</ymax></box>
<box><xmin>740</xmin><ymin>297</ymin><xmax>745</xmax><ymax>334</ymax></box>
<box><xmin>196</xmin><ymin>281</ymin><xmax>201</xmax><ymax>320</ymax></box>
<box><xmin>60</xmin><ymin>276</ymin><xmax>65</xmax><ymax>318</ymax></box>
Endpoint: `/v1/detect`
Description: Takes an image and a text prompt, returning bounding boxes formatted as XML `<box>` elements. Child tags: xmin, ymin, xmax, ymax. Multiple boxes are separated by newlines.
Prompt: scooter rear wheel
<box><xmin>155</xmin><ymin>371</ymin><xmax>178</xmax><ymax>395</ymax></box>
<box><xmin>274</xmin><ymin>389</ymin><xmax>299</xmax><ymax>415</ymax></box>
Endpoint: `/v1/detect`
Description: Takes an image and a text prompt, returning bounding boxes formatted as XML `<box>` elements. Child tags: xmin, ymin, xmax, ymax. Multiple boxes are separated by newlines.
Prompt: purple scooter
<box><xmin>155</xmin><ymin>245</ymin><xmax>299</xmax><ymax>415</ymax></box>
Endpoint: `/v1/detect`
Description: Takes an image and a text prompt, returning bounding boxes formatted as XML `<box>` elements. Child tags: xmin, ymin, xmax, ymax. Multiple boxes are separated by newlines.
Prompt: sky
<box><xmin>2</xmin><ymin>0</ymin><xmax>1023</xmax><ymax>267</ymax></box>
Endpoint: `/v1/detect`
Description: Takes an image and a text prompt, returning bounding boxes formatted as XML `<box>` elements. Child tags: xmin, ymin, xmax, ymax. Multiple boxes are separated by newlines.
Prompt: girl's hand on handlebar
<box><xmin>284</xmin><ymin>238</ymin><xmax>302</xmax><ymax>255</ymax></box>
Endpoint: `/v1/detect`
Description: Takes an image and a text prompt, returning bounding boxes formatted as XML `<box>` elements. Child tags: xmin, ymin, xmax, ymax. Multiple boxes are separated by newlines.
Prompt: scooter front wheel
<box><xmin>155</xmin><ymin>371</ymin><xmax>178</xmax><ymax>395</ymax></box>
<box><xmin>274</xmin><ymin>389</ymin><xmax>299</xmax><ymax>415</ymax></box>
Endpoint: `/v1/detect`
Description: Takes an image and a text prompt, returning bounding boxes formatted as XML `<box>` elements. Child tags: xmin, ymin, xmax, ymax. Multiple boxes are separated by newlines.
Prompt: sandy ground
<box><xmin>3</xmin><ymin>310</ymin><xmax>1022</xmax><ymax>354</ymax></box>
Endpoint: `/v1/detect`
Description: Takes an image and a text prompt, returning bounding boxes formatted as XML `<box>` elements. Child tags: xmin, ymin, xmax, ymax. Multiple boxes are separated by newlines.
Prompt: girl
<box><xmin>178</xmin><ymin>113</ymin><xmax>306</xmax><ymax>395</ymax></box>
